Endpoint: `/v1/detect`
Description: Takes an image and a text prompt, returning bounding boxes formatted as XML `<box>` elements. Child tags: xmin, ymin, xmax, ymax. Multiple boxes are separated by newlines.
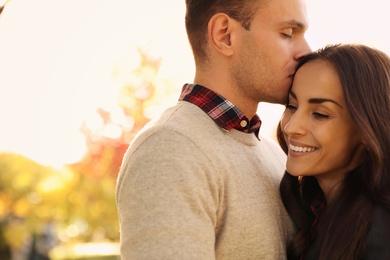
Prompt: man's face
<box><xmin>232</xmin><ymin>0</ymin><xmax>311</xmax><ymax>105</ymax></box>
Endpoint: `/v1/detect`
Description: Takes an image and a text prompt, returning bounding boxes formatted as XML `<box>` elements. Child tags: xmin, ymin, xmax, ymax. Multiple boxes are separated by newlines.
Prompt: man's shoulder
<box><xmin>128</xmin><ymin>101</ymin><xmax>220</xmax><ymax>149</ymax></box>
<box><xmin>146</xmin><ymin>101</ymin><xmax>208</xmax><ymax>124</ymax></box>
<box><xmin>258</xmin><ymin>134</ymin><xmax>286</xmax><ymax>158</ymax></box>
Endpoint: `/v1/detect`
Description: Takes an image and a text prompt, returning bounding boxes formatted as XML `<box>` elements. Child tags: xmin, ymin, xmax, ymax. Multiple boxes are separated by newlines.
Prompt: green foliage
<box><xmin>0</xmin><ymin>153</ymin><xmax>60</xmax><ymax>249</ymax></box>
<box><xmin>0</xmin><ymin>48</ymin><xmax>176</xmax><ymax>257</ymax></box>
<box><xmin>0</xmin><ymin>152</ymin><xmax>119</xmax><ymax>252</ymax></box>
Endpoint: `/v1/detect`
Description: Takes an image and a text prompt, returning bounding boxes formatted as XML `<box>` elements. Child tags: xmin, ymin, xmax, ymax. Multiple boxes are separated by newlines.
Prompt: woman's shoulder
<box><xmin>361</xmin><ymin>206</ymin><xmax>390</xmax><ymax>259</ymax></box>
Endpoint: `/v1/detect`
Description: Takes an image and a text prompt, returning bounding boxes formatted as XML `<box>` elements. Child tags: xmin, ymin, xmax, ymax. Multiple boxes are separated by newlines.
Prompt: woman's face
<box><xmin>281</xmin><ymin>59</ymin><xmax>365</xmax><ymax>191</ymax></box>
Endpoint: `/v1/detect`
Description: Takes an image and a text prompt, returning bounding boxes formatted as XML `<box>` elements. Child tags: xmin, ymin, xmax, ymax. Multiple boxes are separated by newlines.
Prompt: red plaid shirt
<box><xmin>179</xmin><ymin>84</ymin><xmax>261</xmax><ymax>139</ymax></box>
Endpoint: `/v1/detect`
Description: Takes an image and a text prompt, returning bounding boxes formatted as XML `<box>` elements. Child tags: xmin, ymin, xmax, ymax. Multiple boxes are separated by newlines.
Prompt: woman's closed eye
<box><xmin>313</xmin><ymin>112</ymin><xmax>330</xmax><ymax>119</ymax></box>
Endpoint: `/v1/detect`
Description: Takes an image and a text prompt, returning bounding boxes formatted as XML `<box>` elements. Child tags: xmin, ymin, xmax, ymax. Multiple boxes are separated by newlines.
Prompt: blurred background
<box><xmin>0</xmin><ymin>0</ymin><xmax>388</xmax><ymax>259</ymax></box>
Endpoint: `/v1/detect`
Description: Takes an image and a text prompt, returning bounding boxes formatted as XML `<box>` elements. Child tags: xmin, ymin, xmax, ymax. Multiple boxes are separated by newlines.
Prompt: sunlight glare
<box><xmin>0</xmin><ymin>0</ymin><xmax>389</xmax><ymax>167</ymax></box>
<box><xmin>102</xmin><ymin>124</ymin><xmax>122</xmax><ymax>140</ymax></box>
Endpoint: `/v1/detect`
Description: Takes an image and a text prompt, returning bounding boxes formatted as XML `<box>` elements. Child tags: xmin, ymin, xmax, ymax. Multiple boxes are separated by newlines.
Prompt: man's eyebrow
<box><xmin>289</xmin><ymin>90</ymin><xmax>342</xmax><ymax>107</ymax></box>
<box><xmin>282</xmin><ymin>19</ymin><xmax>307</xmax><ymax>30</ymax></box>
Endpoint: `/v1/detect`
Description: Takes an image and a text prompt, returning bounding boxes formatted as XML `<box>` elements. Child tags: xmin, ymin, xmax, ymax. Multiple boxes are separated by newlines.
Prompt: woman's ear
<box><xmin>208</xmin><ymin>13</ymin><xmax>237</xmax><ymax>57</ymax></box>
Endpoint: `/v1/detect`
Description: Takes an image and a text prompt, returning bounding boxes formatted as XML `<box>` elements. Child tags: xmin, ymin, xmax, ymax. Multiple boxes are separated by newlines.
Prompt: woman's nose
<box><xmin>282</xmin><ymin>112</ymin><xmax>307</xmax><ymax>137</ymax></box>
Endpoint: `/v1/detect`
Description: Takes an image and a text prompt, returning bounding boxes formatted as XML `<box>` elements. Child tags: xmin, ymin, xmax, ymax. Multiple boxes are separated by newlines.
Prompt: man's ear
<box><xmin>208</xmin><ymin>13</ymin><xmax>237</xmax><ymax>57</ymax></box>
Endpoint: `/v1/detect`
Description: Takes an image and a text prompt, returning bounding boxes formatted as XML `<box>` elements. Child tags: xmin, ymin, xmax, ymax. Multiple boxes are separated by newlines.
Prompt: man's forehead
<box><xmin>256</xmin><ymin>0</ymin><xmax>309</xmax><ymax>28</ymax></box>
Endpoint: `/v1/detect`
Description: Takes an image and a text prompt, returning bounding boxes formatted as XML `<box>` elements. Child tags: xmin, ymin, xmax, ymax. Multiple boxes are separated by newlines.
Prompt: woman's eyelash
<box><xmin>313</xmin><ymin>112</ymin><xmax>329</xmax><ymax>119</ymax></box>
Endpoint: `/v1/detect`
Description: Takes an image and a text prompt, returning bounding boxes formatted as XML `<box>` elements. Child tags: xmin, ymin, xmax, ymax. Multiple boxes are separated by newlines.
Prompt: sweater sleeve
<box><xmin>116</xmin><ymin>129</ymin><xmax>220</xmax><ymax>260</ymax></box>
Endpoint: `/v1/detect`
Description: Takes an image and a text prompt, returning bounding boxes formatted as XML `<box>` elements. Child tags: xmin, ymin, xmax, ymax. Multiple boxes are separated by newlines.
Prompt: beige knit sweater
<box><xmin>116</xmin><ymin>101</ymin><xmax>293</xmax><ymax>259</ymax></box>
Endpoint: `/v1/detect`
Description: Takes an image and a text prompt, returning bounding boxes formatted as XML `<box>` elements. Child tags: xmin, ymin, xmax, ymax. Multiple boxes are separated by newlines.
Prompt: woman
<box><xmin>278</xmin><ymin>44</ymin><xmax>390</xmax><ymax>259</ymax></box>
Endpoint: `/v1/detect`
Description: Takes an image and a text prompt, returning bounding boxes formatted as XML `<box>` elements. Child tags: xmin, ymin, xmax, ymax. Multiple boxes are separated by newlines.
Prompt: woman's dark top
<box><xmin>302</xmin><ymin>206</ymin><xmax>390</xmax><ymax>259</ymax></box>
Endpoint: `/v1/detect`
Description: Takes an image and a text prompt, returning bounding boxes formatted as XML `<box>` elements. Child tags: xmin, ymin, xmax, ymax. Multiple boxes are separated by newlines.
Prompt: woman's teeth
<box><xmin>289</xmin><ymin>144</ymin><xmax>315</xmax><ymax>153</ymax></box>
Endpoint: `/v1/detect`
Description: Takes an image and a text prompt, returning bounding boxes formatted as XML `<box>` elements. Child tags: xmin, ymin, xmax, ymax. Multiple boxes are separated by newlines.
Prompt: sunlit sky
<box><xmin>0</xmin><ymin>0</ymin><xmax>389</xmax><ymax>167</ymax></box>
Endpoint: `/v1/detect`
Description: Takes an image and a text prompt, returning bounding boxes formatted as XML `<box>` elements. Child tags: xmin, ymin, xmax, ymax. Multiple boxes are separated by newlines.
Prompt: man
<box><xmin>116</xmin><ymin>0</ymin><xmax>311</xmax><ymax>259</ymax></box>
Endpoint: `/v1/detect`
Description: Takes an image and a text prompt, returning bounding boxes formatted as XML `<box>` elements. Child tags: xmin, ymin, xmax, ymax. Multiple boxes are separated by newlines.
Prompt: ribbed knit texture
<box><xmin>116</xmin><ymin>101</ymin><xmax>293</xmax><ymax>259</ymax></box>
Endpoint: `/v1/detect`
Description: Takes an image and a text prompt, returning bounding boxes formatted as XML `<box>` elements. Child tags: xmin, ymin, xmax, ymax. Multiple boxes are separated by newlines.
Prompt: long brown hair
<box><xmin>278</xmin><ymin>44</ymin><xmax>390</xmax><ymax>259</ymax></box>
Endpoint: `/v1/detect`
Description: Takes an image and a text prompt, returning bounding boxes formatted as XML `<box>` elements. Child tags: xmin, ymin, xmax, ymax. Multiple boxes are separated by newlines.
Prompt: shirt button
<box><xmin>240</xmin><ymin>120</ymin><xmax>248</xmax><ymax>127</ymax></box>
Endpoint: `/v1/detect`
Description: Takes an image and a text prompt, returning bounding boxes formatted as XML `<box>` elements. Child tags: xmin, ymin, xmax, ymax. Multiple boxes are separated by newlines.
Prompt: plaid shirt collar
<box><xmin>179</xmin><ymin>84</ymin><xmax>261</xmax><ymax>139</ymax></box>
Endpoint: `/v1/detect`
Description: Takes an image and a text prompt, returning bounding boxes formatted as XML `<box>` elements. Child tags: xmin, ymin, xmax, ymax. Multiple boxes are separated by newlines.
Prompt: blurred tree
<box><xmin>0</xmin><ymin>153</ymin><xmax>68</xmax><ymax>258</ymax></box>
<box><xmin>0</xmin><ymin>152</ymin><xmax>117</xmax><ymax>256</ymax></box>
<box><xmin>66</xmin><ymin>47</ymin><xmax>177</xmax><ymax>242</ymax></box>
<box><xmin>0</xmin><ymin>0</ymin><xmax>10</xmax><ymax>15</ymax></box>
<box><xmin>72</xmin><ymin>48</ymin><xmax>172</xmax><ymax>180</ymax></box>
<box><xmin>0</xmin><ymin>48</ymin><xmax>178</xmax><ymax>257</ymax></box>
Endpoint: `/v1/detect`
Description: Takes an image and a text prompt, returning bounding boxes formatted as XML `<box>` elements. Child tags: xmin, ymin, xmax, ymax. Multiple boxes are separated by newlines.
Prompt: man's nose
<box><xmin>294</xmin><ymin>38</ymin><xmax>311</xmax><ymax>61</ymax></box>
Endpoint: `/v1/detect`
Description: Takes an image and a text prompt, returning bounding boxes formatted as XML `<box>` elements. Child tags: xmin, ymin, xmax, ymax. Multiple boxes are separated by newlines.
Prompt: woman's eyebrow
<box><xmin>289</xmin><ymin>90</ymin><xmax>342</xmax><ymax>107</ymax></box>
<box><xmin>308</xmin><ymin>98</ymin><xmax>342</xmax><ymax>107</ymax></box>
